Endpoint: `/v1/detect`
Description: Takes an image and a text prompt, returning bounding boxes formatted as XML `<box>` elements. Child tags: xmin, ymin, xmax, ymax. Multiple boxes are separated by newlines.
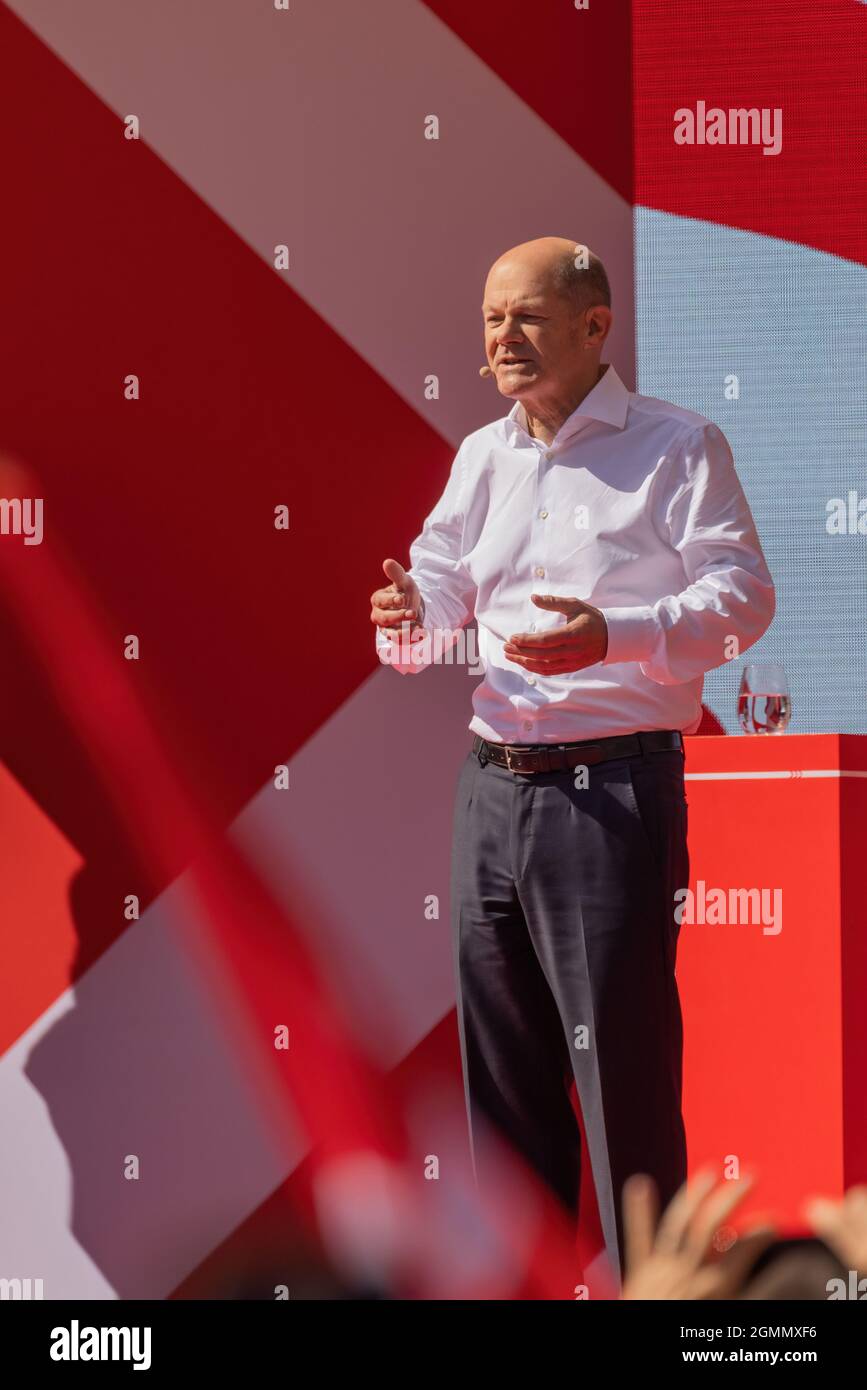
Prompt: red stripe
<box><xmin>422</xmin><ymin>0</ymin><xmax>634</xmax><ymax>202</ymax></box>
<box><xmin>634</xmin><ymin>0</ymin><xmax>867</xmax><ymax>265</ymax></box>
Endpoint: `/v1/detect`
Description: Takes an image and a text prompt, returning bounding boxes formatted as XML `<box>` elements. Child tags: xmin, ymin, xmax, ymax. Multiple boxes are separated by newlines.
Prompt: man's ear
<box><xmin>584</xmin><ymin>305</ymin><xmax>612</xmax><ymax>348</ymax></box>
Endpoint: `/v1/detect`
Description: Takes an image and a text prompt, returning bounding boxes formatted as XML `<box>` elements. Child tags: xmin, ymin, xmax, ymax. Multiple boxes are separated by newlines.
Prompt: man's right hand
<box><xmin>370</xmin><ymin>558</ymin><xmax>425</xmax><ymax>637</ymax></box>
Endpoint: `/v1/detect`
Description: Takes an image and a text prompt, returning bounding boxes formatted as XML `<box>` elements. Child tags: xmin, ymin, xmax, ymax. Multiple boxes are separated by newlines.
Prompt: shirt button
<box><xmin>538</xmin><ymin>509</ymin><xmax>548</xmax><ymax>519</ymax></box>
<box><xmin>527</xmin><ymin>676</ymin><xmax>536</xmax><ymax>686</ymax></box>
<box><xmin>545</xmin><ymin>451</ymin><xmax>555</xmax><ymax>461</ymax></box>
<box><xmin>534</xmin><ymin>566</ymin><xmax>545</xmax><ymax>578</ymax></box>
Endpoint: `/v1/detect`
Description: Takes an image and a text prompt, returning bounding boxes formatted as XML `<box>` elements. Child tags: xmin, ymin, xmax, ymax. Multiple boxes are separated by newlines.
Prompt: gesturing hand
<box><xmin>503</xmin><ymin>593</ymin><xmax>608</xmax><ymax>675</ymax></box>
<box><xmin>621</xmin><ymin>1168</ymin><xmax>777</xmax><ymax>1301</ymax></box>
<box><xmin>370</xmin><ymin>558</ymin><xmax>425</xmax><ymax>637</ymax></box>
<box><xmin>804</xmin><ymin>1186</ymin><xmax>867</xmax><ymax>1274</ymax></box>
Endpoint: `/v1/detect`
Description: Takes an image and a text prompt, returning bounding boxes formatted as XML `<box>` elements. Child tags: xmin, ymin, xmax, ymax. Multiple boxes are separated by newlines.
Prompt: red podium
<box><xmin>679</xmin><ymin>733</ymin><xmax>867</xmax><ymax>1229</ymax></box>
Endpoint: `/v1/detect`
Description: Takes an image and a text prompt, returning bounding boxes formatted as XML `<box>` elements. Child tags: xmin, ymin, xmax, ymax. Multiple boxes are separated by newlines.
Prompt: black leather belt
<box><xmin>472</xmin><ymin>729</ymin><xmax>683</xmax><ymax>774</ymax></box>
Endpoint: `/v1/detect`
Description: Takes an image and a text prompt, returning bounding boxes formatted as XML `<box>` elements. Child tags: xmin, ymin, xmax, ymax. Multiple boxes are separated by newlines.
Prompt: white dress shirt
<box><xmin>376</xmin><ymin>363</ymin><xmax>775</xmax><ymax>743</ymax></box>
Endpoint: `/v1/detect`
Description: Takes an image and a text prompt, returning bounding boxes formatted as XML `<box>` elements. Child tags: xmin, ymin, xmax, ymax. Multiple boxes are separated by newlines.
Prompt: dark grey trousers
<box><xmin>449</xmin><ymin>736</ymin><xmax>689</xmax><ymax>1285</ymax></box>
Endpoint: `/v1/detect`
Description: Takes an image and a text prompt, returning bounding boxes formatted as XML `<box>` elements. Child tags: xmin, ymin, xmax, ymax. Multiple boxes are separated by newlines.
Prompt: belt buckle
<box><xmin>504</xmin><ymin>744</ymin><xmax>532</xmax><ymax>774</ymax></box>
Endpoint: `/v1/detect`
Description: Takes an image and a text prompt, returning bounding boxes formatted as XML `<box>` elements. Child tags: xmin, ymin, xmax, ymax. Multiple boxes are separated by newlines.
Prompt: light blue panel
<box><xmin>636</xmin><ymin>208</ymin><xmax>867</xmax><ymax>734</ymax></box>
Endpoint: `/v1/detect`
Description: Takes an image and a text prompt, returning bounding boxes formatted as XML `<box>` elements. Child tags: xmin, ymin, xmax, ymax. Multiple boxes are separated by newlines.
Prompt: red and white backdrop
<box><xmin>0</xmin><ymin>1</ymin><xmax>864</xmax><ymax>1298</ymax></box>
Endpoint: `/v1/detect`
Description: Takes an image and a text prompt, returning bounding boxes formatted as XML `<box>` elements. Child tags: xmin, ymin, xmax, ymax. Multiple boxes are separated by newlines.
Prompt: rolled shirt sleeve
<box><xmin>599</xmin><ymin>422</ymin><xmax>775</xmax><ymax>684</ymax></box>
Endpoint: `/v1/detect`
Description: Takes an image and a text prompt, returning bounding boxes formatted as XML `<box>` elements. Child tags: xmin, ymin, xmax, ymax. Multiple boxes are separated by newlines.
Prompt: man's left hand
<box><xmin>503</xmin><ymin>593</ymin><xmax>609</xmax><ymax>675</ymax></box>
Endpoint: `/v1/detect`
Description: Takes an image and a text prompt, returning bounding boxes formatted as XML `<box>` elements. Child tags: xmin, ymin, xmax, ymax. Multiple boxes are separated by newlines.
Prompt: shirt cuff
<box><xmin>376</xmin><ymin>621</ymin><xmax>428</xmax><ymax>673</ymax></box>
<box><xmin>599</xmin><ymin>605</ymin><xmax>659</xmax><ymax>666</ymax></box>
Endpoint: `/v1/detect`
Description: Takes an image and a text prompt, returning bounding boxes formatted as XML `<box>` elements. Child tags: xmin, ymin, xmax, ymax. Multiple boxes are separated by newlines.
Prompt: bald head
<box><xmin>485</xmin><ymin>237</ymin><xmax>611</xmax><ymax>317</ymax></box>
<box><xmin>481</xmin><ymin>237</ymin><xmax>613</xmax><ymax>413</ymax></box>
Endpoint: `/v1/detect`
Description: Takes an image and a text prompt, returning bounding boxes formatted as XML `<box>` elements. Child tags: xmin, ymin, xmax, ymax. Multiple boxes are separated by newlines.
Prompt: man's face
<box><xmin>481</xmin><ymin>263</ymin><xmax>583</xmax><ymax>402</ymax></box>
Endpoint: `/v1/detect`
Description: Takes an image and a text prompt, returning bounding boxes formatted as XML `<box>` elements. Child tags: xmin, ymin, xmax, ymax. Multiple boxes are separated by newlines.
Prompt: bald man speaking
<box><xmin>370</xmin><ymin>238</ymin><xmax>775</xmax><ymax>1283</ymax></box>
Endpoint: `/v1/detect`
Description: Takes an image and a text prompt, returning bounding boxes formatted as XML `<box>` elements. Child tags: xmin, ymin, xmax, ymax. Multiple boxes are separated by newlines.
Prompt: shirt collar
<box><xmin>504</xmin><ymin>362</ymin><xmax>629</xmax><ymax>448</ymax></box>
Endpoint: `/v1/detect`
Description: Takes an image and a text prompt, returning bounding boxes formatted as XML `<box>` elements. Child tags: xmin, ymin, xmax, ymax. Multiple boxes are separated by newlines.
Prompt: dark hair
<box><xmin>737</xmin><ymin>1237</ymin><xmax>847</xmax><ymax>1301</ymax></box>
<box><xmin>553</xmin><ymin>248</ymin><xmax>611</xmax><ymax>316</ymax></box>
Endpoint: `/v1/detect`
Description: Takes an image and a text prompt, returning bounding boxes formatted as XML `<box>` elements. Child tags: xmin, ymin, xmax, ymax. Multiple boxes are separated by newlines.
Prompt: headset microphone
<box><xmin>479</xmin><ymin>365</ymin><xmax>493</xmax><ymax>378</ymax></box>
